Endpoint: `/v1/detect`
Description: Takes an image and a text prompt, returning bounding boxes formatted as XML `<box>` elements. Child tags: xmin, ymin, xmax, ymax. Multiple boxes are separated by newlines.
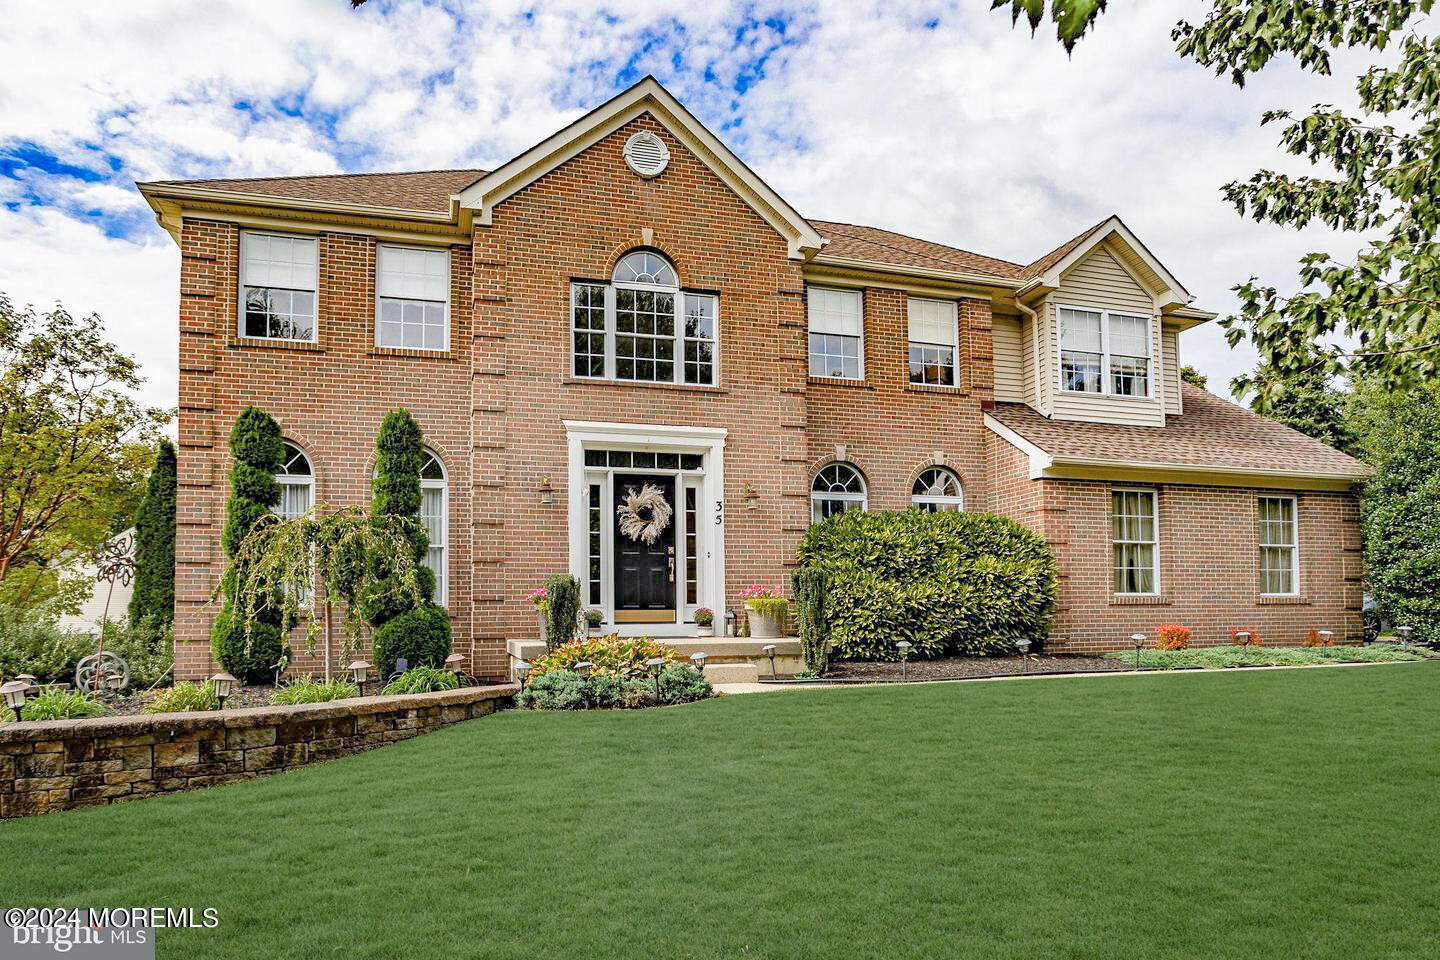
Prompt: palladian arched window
<box><xmin>811</xmin><ymin>463</ymin><xmax>867</xmax><ymax>523</ymax></box>
<box><xmin>276</xmin><ymin>441</ymin><xmax>314</xmax><ymax>520</ymax></box>
<box><xmin>911</xmin><ymin>467</ymin><xmax>965</xmax><ymax>512</ymax></box>
<box><xmin>571</xmin><ymin>249</ymin><xmax>717</xmax><ymax>386</ymax></box>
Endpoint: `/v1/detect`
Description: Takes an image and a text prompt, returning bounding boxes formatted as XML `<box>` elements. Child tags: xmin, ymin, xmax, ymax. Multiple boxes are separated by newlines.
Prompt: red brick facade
<box><xmin>166</xmin><ymin>104</ymin><xmax>1364</xmax><ymax>679</ymax></box>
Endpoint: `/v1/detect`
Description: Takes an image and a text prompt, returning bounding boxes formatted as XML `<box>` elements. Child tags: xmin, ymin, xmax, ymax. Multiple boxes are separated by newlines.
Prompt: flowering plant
<box><xmin>694</xmin><ymin>607</ymin><xmax>714</xmax><ymax>626</ymax></box>
<box><xmin>526</xmin><ymin>587</ymin><xmax>549</xmax><ymax>609</ymax></box>
<box><xmin>738</xmin><ymin>585</ymin><xmax>782</xmax><ymax>601</ymax></box>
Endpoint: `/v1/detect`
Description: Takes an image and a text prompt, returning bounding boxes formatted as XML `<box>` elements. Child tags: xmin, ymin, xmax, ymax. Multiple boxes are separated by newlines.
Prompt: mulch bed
<box><xmin>97</xmin><ymin>684</ymin><xmax>276</xmax><ymax>716</ymax></box>
<box><xmin>815</xmin><ymin>654</ymin><xmax>1129</xmax><ymax>682</ymax></box>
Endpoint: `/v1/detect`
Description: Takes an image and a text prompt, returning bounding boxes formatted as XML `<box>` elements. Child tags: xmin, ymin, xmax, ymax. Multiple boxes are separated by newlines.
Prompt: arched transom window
<box><xmin>276</xmin><ymin>441</ymin><xmax>314</xmax><ymax>520</ymax></box>
<box><xmin>811</xmin><ymin>463</ymin><xmax>867</xmax><ymax>523</ymax></box>
<box><xmin>419</xmin><ymin>450</ymin><xmax>448</xmax><ymax>605</ymax></box>
<box><xmin>571</xmin><ymin>249</ymin><xmax>716</xmax><ymax>386</ymax></box>
<box><xmin>911</xmin><ymin>467</ymin><xmax>965</xmax><ymax>512</ymax></box>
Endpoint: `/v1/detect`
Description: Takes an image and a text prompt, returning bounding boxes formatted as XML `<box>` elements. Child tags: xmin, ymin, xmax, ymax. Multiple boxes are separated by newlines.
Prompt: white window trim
<box><xmin>568</xmin><ymin>273</ymin><xmax>720</xmax><ymax>388</ymax></box>
<box><xmin>911</xmin><ymin>467</ymin><xmax>965</xmax><ymax>511</ymax></box>
<box><xmin>807</xmin><ymin>285</ymin><xmax>865</xmax><ymax>381</ymax></box>
<box><xmin>1056</xmin><ymin>303</ymin><xmax>1154</xmax><ymax>399</ymax></box>
<box><xmin>907</xmin><ymin>297</ymin><xmax>960</xmax><ymax>387</ymax></box>
<box><xmin>810</xmin><ymin>464</ymin><xmax>868</xmax><ymax>523</ymax></box>
<box><xmin>1111</xmin><ymin>486</ymin><xmax>1161</xmax><ymax>596</ymax></box>
<box><xmin>238</xmin><ymin>231</ymin><xmax>319</xmax><ymax>344</ymax></box>
<box><xmin>1258</xmin><ymin>494</ymin><xmax>1301</xmax><ymax>597</ymax></box>
<box><xmin>375</xmin><ymin>244</ymin><xmax>450</xmax><ymax>352</ymax></box>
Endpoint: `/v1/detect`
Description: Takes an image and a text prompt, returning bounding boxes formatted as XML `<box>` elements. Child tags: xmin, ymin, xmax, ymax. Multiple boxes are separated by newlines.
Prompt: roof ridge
<box><xmin>148</xmin><ymin>167</ymin><xmax>488</xmax><ymax>186</ymax></box>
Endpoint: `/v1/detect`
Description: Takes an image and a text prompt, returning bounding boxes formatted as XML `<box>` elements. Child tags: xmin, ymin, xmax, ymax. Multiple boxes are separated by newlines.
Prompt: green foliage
<box><xmin>791</xmin><ymin>566</ymin><xmax>830</xmax><ymax>675</ymax></box>
<box><xmin>144</xmin><ymin>680</ymin><xmax>218</xmax><ymax>713</ymax></box>
<box><xmin>0</xmin><ymin>294</ymin><xmax>165</xmax><ymax>605</ymax></box>
<box><xmin>745</xmin><ymin>597</ymin><xmax>789</xmax><ymax>621</ymax></box>
<box><xmin>995</xmin><ymin>2</ymin><xmax>1440</xmax><ymax>395</ymax></box>
<box><xmin>20</xmin><ymin>689</ymin><xmax>108</xmax><ymax>721</ymax></box>
<box><xmin>270</xmin><ymin>676</ymin><xmax>360</xmax><ymax>705</ymax></box>
<box><xmin>98</xmin><ymin>615</ymin><xmax>175</xmax><ymax>690</ymax></box>
<box><xmin>1179</xmin><ymin>364</ymin><xmax>1208</xmax><ymax>389</ymax></box>
<box><xmin>544</xmin><ymin>574</ymin><xmax>580</xmax><ymax>650</ymax></box>
<box><xmin>0</xmin><ymin>604</ymin><xmax>172</xmax><ymax>689</ymax></box>
<box><xmin>1108</xmin><ymin>643</ymin><xmax>1436</xmax><ymax>671</ymax></box>
<box><xmin>211</xmin><ymin>609</ymin><xmax>284</xmax><ymax>686</ymax></box>
<box><xmin>530</xmin><ymin>634</ymin><xmax>679</xmax><ymax>680</ymax></box>
<box><xmin>989</xmin><ymin>0</ymin><xmax>1109</xmax><ymax>52</ymax></box>
<box><xmin>515</xmin><ymin>663</ymin><xmax>710</xmax><ymax>710</ymax></box>
<box><xmin>797</xmin><ymin>510</ymin><xmax>1057</xmax><ymax>660</ymax></box>
<box><xmin>372</xmin><ymin>603</ymin><xmax>451</xmax><ymax>679</ymax></box>
<box><xmin>382</xmin><ymin>665</ymin><xmax>460</xmax><ymax>695</ymax></box>
<box><xmin>1362</xmin><ymin>387</ymin><xmax>1440</xmax><ymax>644</ymax></box>
<box><xmin>129</xmin><ymin>439</ymin><xmax>177</xmax><ymax>625</ymax></box>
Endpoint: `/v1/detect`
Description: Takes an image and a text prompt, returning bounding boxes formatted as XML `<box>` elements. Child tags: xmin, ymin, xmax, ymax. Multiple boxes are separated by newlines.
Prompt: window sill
<box><xmin>1110</xmin><ymin>594</ymin><xmax>1171</xmax><ymax>606</ymax></box>
<box><xmin>1258</xmin><ymin>595</ymin><xmax>1310</xmax><ymax>605</ymax></box>
<box><xmin>368</xmin><ymin>346</ymin><xmax>457</xmax><ymax>361</ymax></box>
<box><xmin>1057</xmin><ymin>388</ymin><xmax>1158</xmax><ymax>401</ymax></box>
<box><xmin>905</xmin><ymin>381</ymin><xmax>968</xmax><ymax>396</ymax></box>
<box><xmin>808</xmin><ymin>376</ymin><xmax>872</xmax><ymax>390</ymax></box>
<box><xmin>228</xmin><ymin>336</ymin><xmax>326</xmax><ymax>354</ymax></box>
<box><xmin>562</xmin><ymin>377</ymin><xmax>727</xmax><ymax>395</ymax></box>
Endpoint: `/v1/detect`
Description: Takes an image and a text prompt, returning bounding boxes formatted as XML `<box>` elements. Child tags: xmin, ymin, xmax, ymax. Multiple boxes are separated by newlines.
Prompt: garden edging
<box><xmin>0</xmin><ymin>683</ymin><xmax>518</xmax><ymax>819</ymax></box>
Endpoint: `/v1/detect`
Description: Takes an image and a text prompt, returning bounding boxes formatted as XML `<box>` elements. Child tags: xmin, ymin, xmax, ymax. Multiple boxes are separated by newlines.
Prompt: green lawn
<box><xmin>4</xmin><ymin>665</ymin><xmax>1438</xmax><ymax>959</ymax></box>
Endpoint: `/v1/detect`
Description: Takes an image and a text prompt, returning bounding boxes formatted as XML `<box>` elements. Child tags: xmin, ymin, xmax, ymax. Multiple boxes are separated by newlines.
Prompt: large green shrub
<box><xmin>362</xmin><ymin>410</ymin><xmax>451</xmax><ymax>675</ymax></box>
<box><xmin>516</xmin><ymin>663</ymin><xmax>710</xmax><ymax>710</ymax></box>
<box><xmin>0</xmin><ymin>603</ymin><xmax>92</xmax><ymax>683</ymax></box>
<box><xmin>212</xmin><ymin>408</ymin><xmax>288</xmax><ymax>682</ymax></box>
<box><xmin>796</xmin><ymin>510</ymin><xmax>1057</xmax><ymax>660</ymax></box>
<box><xmin>129</xmin><ymin>439</ymin><xmax>177</xmax><ymax>626</ymax></box>
<box><xmin>791</xmin><ymin>566</ymin><xmax>830</xmax><ymax>674</ymax></box>
<box><xmin>544</xmin><ymin>574</ymin><xmax>580</xmax><ymax>650</ymax></box>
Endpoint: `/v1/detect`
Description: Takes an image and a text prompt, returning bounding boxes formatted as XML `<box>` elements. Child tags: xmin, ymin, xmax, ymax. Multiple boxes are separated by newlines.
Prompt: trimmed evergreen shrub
<box><xmin>129</xmin><ymin>439</ymin><xmax>177</xmax><ymax>626</ymax></box>
<box><xmin>791</xmin><ymin>566</ymin><xmax>830</xmax><ymax>674</ymax></box>
<box><xmin>796</xmin><ymin>510</ymin><xmax>1057</xmax><ymax>660</ymax></box>
<box><xmin>515</xmin><ymin>663</ymin><xmax>711</xmax><ymax>710</ymax></box>
<box><xmin>544</xmin><ymin>573</ymin><xmax>580</xmax><ymax>650</ymax></box>
<box><xmin>372</xmin><ymin>603</ymin><xmax>451</xmax><ymax>679</ymax></box>
<box><xmin>212</xmin><ymin>407</ymin><xmax>288</xmax><ymax>683</ymax></box>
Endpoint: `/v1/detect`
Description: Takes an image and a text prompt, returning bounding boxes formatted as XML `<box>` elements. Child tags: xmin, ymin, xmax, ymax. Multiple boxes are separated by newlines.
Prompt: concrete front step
<box><xmin>703</xmin><ymin>662</ymin><xmax>760</xmax><ymax>684</ymax></box>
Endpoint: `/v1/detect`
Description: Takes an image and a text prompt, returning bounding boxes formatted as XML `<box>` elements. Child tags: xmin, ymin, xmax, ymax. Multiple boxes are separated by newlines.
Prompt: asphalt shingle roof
<box><xmin>142</xmin><ymin>169</ymin><xmax>487</xmax><ymax>214</ymax></box>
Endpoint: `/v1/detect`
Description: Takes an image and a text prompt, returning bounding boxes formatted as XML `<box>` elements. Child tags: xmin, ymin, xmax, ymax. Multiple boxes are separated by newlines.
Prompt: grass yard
<box><xmin>4</xmin><ymin>665</ymin><xmax>1438</xmax><ymax>959</ymax></box>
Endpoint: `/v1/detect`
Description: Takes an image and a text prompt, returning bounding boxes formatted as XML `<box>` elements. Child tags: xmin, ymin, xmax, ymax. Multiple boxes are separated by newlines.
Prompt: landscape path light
<box><xmin>1397</xmin><ymin>625</ymin><xmax>1414</xmax><ymax>647</ymax></box>
<box><xmin>2</xmin><ymin>680</ymin><xmax>28</xmax><ymax>721</ymax></box>
<box><xmin>14</xmin><ymin>673</ymin><xmax>36</xmax><ymax>688</ymax></box>
<box><xmin>1317</xmin><ymin>629</ymin><xmax>1334</xmax><ymax>647</ymax></box>
<box><xmin>347</xmin><ymin>660</ymin><xmax>371</xmax><ymax>694</ymax></box>
<box><xmin>1016</xmin><ymin>638</ymin><xmax>1031</xmax><ymax>674</ymax></box>
<box><xmin>762</xmin><ymin>644</ymin><xmax>777</xmax><ymax>679</ymax></box>
<box><xmin>210</xmin><ymin>672</ymin><xmax>237</xmax><ymax>709</ymax></box>
<box><xmin>1131</xmin><ymin>634</ymin><xmax>1147</xmax><ymax>671</ymax></box>
<box><xmin>513</xmin><ymin>661</ymin><xmax>531</xmax><ymax>686</ymax></box>
<box><xmin>1234</xmin><ymin>631</ymin><xmax>1252</xmax><ymax>649</ymax></box>
<box><xmin>574</xmin><ymin>661</ymin><xmax>594</xmax><ymax>678</ymax></box>
<box><xmin>646</xmin><ymin>657</ymin><xmax>666</xmax><ymax>700</ymax></box>
<box><xmin>690</xmin><ymin>651</ymin><xmax>707</xmax><ymax>672</ymax></box>
<box><xmin>445</xmin><ymin>653</ymin><xmax>465</xmax><ymax>677</ymax></box>
<box><xmin>896</xmin><ymin>641</ymin><xmax>912</xmax><ymax>679</ymax></box>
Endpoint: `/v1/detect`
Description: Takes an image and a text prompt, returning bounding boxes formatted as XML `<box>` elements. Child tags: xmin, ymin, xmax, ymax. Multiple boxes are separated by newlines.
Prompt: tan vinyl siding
<box><xmin>1046</xmin><ymin>244</ymin><xmax>1166</xmax><ymax>427</ymax></box>
<box><xmin>993</xmin><ymin>314</ymin><xmax>1025</xmax><ymax>403</ymax></box>
<box><xmin>1162</xmin><ymin>325</ymin><xmax>1182</xmax><ymax>415</ymax></box>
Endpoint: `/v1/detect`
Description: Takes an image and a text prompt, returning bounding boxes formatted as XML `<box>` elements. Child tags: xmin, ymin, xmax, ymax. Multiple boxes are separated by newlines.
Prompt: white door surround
<box><xmin>564</xmin><ymin>420</ymin><xmax>727</xmax><ymax>637</ymax></box>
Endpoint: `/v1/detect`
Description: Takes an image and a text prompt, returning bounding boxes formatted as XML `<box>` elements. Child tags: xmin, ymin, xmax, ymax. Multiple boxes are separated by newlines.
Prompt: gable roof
<box><xmin>807</xmin><ymin>220</ymin><xmax>1025</xmax><ymax>283</ymax></box>
<box><xmin>988</xmin><ymin>383</ymin><xmax>1370</xmax><ymax>488</ymax></box>
<box><xmin>456</xmin><ymin>76</ymin><xmax>825</xmax><ymax>260</ymax></box>
<box><xmin>1018</xmin><ymin>214</ymin><xmax>1190</xmax><ymax>307</ymax></box>
<box><xmin>1020</xmin><ymin>218</ymin><xmax>1110</xmax><ymax>282</ymax></box>
<box><xmin>139</xmin><ymin>169</ymin><xmax>485</xmax><ymax>216</ymax></box>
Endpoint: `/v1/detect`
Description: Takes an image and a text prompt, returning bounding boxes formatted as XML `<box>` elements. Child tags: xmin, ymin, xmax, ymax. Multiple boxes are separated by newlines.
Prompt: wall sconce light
<box><xmin>896</xmin><ymin>640</ymin><xmax>912</xmax><ymax>679</ymax></box>
<box><xmin>210</xmin><ymin>672</ymin><xmax>237</xmax><ymax>709</ymax></box>
<box><xmin>1131</xmin><ymin>634</ymin><xmax>1147</xmax><ymax>671</ymax></box>
<box><xmin>2</xmin><ymin>680</ymin><xmax>28</xmax><ymax>721</ymax></box>
<box><xmin>538</xmin><ymin>476</ymin><xmax>555</xmax><ymax>505</ymax></box>
<box><xmin>743</xmin><ymin>482</ymin><xmax>760</xmax><ymax>510</ymax></box>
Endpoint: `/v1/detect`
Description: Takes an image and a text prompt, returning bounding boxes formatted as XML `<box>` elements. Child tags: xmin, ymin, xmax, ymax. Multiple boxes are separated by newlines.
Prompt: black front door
<box><xmin>613</xmin><ymin>474</ymin><xmax>676</xmax><ymax>622</ymax></box>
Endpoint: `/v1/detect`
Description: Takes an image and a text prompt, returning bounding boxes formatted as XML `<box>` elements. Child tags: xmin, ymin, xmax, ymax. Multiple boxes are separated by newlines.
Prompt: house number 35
<box><xmin>715</xmin><ymin>500</ymin><xmax>724</xmax><ymax>525</ymax></box>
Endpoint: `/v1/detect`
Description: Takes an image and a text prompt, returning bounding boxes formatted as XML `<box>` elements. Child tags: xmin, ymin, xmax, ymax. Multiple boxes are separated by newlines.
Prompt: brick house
<box><xmin>136</xmin><ymin>77</ymin><xmax>1369</xmax><ymax>680</ymax></box>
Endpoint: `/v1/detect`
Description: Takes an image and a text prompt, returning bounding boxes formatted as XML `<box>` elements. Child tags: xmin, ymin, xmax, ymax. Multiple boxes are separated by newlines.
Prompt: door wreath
<box><xmin>617</xmin><ymin>484</ymin><xmax>672</xmax><ymax>544</ymax></box>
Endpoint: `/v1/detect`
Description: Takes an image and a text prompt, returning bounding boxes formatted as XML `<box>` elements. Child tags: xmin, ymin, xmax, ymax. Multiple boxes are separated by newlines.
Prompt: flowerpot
<box><xmin>746</xmin><ymin>604</ymin><xmax>786</xmax><ymax>639</ymax></box>
<box><xmin>696</xmin><ymin>624</ymin><xmax>714</xmax><ymax>637</ymax></box>
<box><xmin>536</xmin><ymin>612</ymin><xmax>549</xmax><ymax>646</ymax></box>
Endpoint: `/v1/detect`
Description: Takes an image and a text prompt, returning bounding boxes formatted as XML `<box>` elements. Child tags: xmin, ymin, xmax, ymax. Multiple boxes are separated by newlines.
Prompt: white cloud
<box><xmin>0</xmin><ymin>0</ymin><xmax>1383</xmax><ymax>402</ymax></box>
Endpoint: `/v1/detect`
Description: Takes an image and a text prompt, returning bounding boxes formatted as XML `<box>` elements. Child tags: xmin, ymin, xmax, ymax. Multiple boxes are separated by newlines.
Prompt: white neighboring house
<box><xmin>56</xmin><ymin>528</ymin><xmax>135</xmax><ymax>633</ymax></box>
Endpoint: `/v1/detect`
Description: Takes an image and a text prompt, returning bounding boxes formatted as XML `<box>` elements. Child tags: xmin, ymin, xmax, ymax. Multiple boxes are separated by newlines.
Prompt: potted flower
<box><xmin>694</xmin><ymin>607</ymin><xmax>714</xmax><ymax>637</ymax></box>
<box><xmin>739</xmin><ymin>586</ymin><xmax>788</xmax><ymax>639</ymax></box>
<box><xmin>584</xmin><ymin>608</ymin><xmax>604</xmax><ymax>637</ymax></box>
<box><xmin>527</xmin><ymin>587</ymin><xmax>549</xmax><ymax>643</ymax></box>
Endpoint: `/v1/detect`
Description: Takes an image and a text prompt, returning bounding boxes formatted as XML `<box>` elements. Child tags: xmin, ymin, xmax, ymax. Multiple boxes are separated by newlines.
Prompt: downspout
<box><xmin>1015</xmin><ymin>298</ymin><xmax>1048</xmax><ymax>418</ymax></box>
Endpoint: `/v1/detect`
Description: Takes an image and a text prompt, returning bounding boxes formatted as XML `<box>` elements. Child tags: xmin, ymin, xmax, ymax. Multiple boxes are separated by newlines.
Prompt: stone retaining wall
<box><xmin>0</xmin><ymin>684</ymin><xmax>517</xmax><ymax>818</ymax></box>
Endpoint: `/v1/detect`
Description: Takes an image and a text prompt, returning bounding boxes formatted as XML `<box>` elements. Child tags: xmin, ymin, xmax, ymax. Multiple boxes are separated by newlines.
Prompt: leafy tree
<box><xmin>128</xmin><ymin>439</ymin><xmax>177</xmax><ymax>626</ymax></box>
<box><xmin>1246</xmin><ymin>365</ymin><xmax>1356</xmax><ymax>451</ymax></box>
<box><xmin>994</xmin><ymin>1</ymin><xmax>1440</xmax><ymax>406</ymax></box>
<box><xmin>0</xmin><ymin>295</ymin><xmax>166</xmax><ymax>608</ymax></box>
<box><xmin>211</xmin><ymin>407</ymin><xmax>286</xmax><ymax>682</ymax></box>
<box><xmin>363</xmin><ymin>410</ymin><xmax>450</xmax><ymax>677</ymax></box>
<box><xmin>1360</xmin><ymin>385</ymin><xmax>1440</xmax><ymax>643</ymax></box>
<box><xmin>1179</xmin><ymin>364</ymin><xmax>1208</xmax><ymax>389</ymax></box>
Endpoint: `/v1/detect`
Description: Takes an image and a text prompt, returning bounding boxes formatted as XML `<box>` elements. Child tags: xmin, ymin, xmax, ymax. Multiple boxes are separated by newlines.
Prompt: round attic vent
<box><xmin>623</xmin><ymin>131</ymin><xmax>670</xmax><ymax>178</ymax></box>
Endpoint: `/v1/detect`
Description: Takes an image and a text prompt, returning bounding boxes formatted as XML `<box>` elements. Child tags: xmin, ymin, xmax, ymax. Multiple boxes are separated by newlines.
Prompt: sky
<box><xmin>0</xmin><ymin>0</ymin><xmax>1375</xmax><ymax>413</ymax></box>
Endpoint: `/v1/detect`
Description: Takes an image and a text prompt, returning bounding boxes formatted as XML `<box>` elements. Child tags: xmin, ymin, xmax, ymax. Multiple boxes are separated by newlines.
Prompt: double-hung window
<box><xmin>241</xmin><ymin>233</ymin><xmax>316</xmax><ymax>342</ymax></box>
<box><xmin>377</xmin><ymin>245</ymin><xmax>448</xmax><ymax>350</ymax></box>
<box><xmin>1258</xmin><ymin>496</ymin><xmax>1299</xmax><ymax>596</ymax></box>
<box><xmin>807</xmin><ymin>287</ymin><xmax>863</xmax><ymax>380</ymax></box>
<box><xmin>1112</xmin><ymin>488</ymin><xmax>1159</xmax><ymax>595</ymax></box>
<box><xmin>908</xmin><ymin>297</ymin><xmax>958</xmax><ymax>386</ymax></box>
<box><xmin>1058</xmin><ymin>306</ymin><xmax>1152</xmax><ymax>397</ymax></box>
<box><xmin>570</xmin><ymin>250</ymin><xmax>716</xmax><ymax>386</ymax></box>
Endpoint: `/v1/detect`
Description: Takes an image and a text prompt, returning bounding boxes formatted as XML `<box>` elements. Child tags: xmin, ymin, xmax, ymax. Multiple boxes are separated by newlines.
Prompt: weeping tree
<box><xmin>211</xmin><ymin>408</ymin><xmax>287</xmax><ymax>683</ymax></box>
<box><xmin>360</xmin><ymin>410</ymin><xmax>451</xmax><ymax>677</ymax></box>
<box><xmin>129</xmin><ymin>439</ymin><xmax>177</xmax><ymax>628</ymax></box>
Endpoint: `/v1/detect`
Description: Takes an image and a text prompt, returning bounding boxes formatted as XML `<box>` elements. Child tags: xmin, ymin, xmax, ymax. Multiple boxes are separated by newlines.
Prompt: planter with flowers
<box><xmin>739</xmin><ymin>586</ymin><xmax>788</xmax><ymax>639</ymax></box>
<box><xmin>694</xmin><ymin>607</ymin><xmax>714</xmax><ymax>637</ymax></box>
<box><xmin>527</xmin><ymin>587</ymin><xmax>549</xmax><ymax>645</ymax></box>
<box><xmin>585</xmin><ymin>608</ymin><xmax>605</xmax><ymax>638</ymax></box>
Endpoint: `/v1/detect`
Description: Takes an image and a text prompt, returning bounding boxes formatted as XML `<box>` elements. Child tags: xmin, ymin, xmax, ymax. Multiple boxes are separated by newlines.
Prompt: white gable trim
<box><xmin>1024</xmin><ymin>216</ymin><xmax>1190</xmax><ymax>308</ymax></box>
<box><xmin>457</xmin><ymin>77</ymin><xmax>825</xmax><ymax>261</ymax></box>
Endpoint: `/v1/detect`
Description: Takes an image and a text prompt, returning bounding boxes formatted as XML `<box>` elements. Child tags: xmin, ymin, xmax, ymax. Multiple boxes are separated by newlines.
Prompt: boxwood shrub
<box><xmin>796</xmin><ymin>509</ymin><xmax>1057</xmax><ymax>660</ymax></box>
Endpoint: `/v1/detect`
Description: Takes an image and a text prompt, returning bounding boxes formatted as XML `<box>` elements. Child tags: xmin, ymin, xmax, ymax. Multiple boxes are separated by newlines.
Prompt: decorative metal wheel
<box><xmin>75</xmin><ymin>651</ymin><xmax>129</xmax><ymax>694</ymax></box>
